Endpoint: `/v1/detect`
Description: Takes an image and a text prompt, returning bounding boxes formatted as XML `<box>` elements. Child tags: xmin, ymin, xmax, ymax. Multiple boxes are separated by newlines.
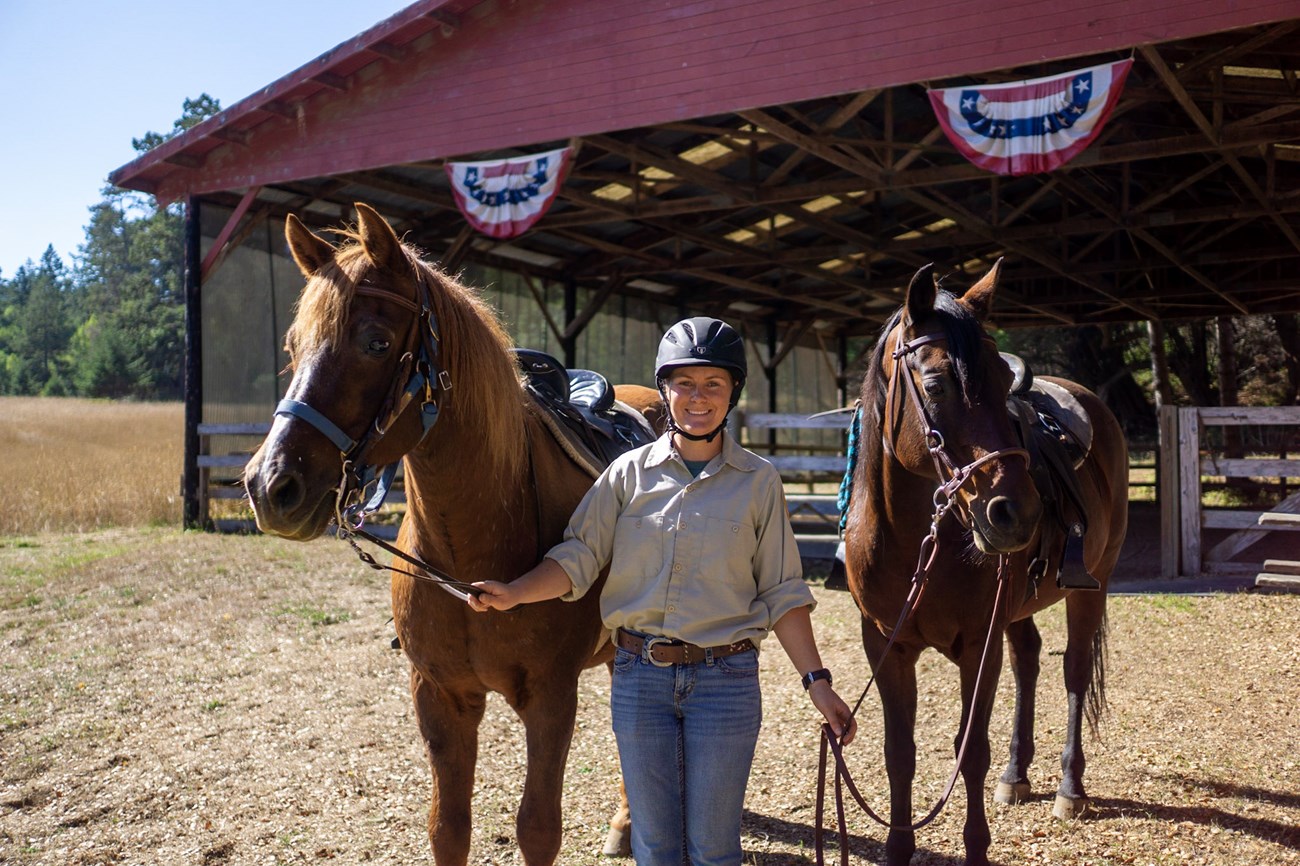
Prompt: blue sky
<box><xmin>0</xmin><ymin>0</ymin><xmax>413</xmax><ymax>278</ymax></box>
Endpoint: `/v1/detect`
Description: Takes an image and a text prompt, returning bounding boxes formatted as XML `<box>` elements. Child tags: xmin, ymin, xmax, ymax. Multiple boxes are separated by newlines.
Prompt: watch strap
<box><xmin>801</xmin><ymin>667</ymin><xmax>832</xmax><ymax>690</ymax></box>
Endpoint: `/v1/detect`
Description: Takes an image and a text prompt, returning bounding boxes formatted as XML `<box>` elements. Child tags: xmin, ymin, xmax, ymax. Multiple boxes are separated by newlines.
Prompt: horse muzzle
<box><xmin>969</xmin><ymin>493</ymin><xmax>1040</xmax><ymax>554</ymax></box>
<box><xmin>243</xmin><ymin>443</ymin><xmax>338</xmax><ymax>541</ymax></box>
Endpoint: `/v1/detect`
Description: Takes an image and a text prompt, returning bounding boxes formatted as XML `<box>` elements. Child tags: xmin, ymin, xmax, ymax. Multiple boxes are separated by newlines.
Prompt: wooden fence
<box><xmin>1158</xmin><ymin>405</ymin><xmax>1300</xmax><ymax>587</ymax></box>
<box><xmin>201</xmin><ymin>408</ymin><xmax>1297</xmax><ymax>585</ymax></box>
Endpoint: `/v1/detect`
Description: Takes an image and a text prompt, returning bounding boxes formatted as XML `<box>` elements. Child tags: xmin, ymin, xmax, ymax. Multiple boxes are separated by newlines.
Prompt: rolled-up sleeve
<box><xmin>546</xmin><ymin>461</ymin><xmax>628</xmax><ymax>601</ymax></box>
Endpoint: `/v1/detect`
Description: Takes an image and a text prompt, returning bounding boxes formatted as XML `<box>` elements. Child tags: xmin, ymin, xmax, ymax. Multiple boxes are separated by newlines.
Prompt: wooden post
<box><xmin>1178</xmin><ymin>407</ymin><xmax>1202</xmax><ymax>577</ymax></box>
<box><xmin>1158</xmin><ymin>405</ymin><xmax>1180</xmax><ymax>577</ymax></box>
<box><xmin>562</xmin><ymin>275</ymin><xmax>576</xmax><ymax>369</ymax></box>
<box><xmin>1147</xmin><ymin>320</ymin><xmax>1174</xmax><ymax>410</ymax></box>
<box><xmin>836</xmin><ymin>332</ymin><xmax>848</xmax><ymax>408</ymax></box>
<box><xmin>767</xmin><ymin>319</ymin><xmax>778</xmax><ymax>452</ymax></box>
<box><xmin>182</xmin><ymin>198</ymin><xmax>204</xmax><ymax>530</ymax></box>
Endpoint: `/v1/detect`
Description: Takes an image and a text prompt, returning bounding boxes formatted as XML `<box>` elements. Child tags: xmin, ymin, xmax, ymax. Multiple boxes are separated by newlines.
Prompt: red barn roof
<box><xmin>111</xmin><ymin>0</ymin><xmax>1300</xmax><ymax>331</ymax></box>
<box><xmin>112</xmin><ymin>0</ymin><xmax>1298</xmax><ymax>201</ymax></box>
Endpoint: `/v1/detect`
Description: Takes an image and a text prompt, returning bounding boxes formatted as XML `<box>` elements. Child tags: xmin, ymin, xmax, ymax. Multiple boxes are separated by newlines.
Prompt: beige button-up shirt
<box><xmin>547</xmin><ymin>431</ymin><xmax>814</xmax><ymax>648</ymax></box>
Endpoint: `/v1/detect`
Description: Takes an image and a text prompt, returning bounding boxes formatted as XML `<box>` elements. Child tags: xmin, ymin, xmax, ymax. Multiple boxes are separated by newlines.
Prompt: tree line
<box><xmin>0</xmin><ymin>96</ymin><xmax>219</xmax><ymax>400</ymax></box>
<box><xmin>1</xmin><ymin>93</ymin><xmax>1296</xmax><ymax>426</ymax></box>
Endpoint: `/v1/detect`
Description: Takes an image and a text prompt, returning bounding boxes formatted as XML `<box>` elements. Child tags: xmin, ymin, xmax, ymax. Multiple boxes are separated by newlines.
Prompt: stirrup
<box><xmin>1056</xmin><ymin>523</ymin><xmax>1100</xmax><ymax>590</ymax></box>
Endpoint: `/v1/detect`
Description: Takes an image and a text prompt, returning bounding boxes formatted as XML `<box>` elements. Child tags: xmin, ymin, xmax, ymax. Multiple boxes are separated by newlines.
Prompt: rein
<box><xmin>274</xmin><ymin>257</ymin><xmax>482</xmax><ymax>602</ymax></box>
<box><xmin>815</xmin><ymin>329</ymin><xmax>1025</xmax><ymax>862</ymax></box>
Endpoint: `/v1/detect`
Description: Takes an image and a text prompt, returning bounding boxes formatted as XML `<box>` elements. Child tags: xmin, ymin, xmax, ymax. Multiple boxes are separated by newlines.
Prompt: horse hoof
<box><xmin>602</xmin><ymin>824</ymin><xmax>632</xmax><ymax>858</ymax></box>
<box><xmin>1053</xmin><ymin>794</ymin><xmax>1090</xmax><ymax>820</ymax></box>
<box><xmin>994</xmin><ymin>781</ymin><xmax>1032</xmax><ymax>805</ymax></box>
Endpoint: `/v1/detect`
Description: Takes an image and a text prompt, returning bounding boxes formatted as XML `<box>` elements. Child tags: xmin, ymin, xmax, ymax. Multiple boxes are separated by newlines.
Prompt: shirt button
<box><xmin>667</xmin><ymin>605</ymin><xmax>676</xmax><ymax>612</ymax></box>
<box><xmin>672</xmin><ymin>563</ymin><xmax>682</xmax><ymax>572</ymax></box>
<box><xmin>731</xmin><ymin>525</ymin><xmax>739</xmax><ymax>532</ymax></box>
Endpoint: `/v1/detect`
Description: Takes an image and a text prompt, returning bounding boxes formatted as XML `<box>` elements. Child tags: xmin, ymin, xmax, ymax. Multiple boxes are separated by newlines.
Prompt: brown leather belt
<box><xmin>615</xmin><ymin>629</ymin><xmax>755</xmax><ymax>667</ymax></box>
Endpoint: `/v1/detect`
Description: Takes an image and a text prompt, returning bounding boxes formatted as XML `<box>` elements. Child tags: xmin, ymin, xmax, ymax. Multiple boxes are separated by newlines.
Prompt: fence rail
<box><xmin>1158</xmin><ymin>405</ymin><xmax>1300</xmax><ymax>586</ymax></box>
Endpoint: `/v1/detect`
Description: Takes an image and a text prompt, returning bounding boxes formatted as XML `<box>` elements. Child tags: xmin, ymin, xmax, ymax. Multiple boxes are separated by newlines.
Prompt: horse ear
<box><xmin>961</xmin><ymin>257</ymin><xmax>1003</xmax><ymax>322</ymax></box>
<box><xmin>903</xmin><ymin>263</ymin><xmax>937</xmax><ymax>326</ymax></box>
<box><xmin>355</xmin><ymin>202</ymin><xmax>406</xmax><ymax>272</ymax></box>
<box><xmin>285</xmin><ymin>214</ymin><xmax>336</xmax><ymax>277</ymax></box>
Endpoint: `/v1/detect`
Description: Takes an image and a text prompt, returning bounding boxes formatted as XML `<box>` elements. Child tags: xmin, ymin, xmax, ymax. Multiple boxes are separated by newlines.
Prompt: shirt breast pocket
<box><xmin>700</xmin><ymin>516</ymin><xmax>757</xmax><ymax>580</ymax></box>
<box><xmin>612</xmin><ymin>513</ymin><xmax>665</xmax><ymax>578</ymax></box>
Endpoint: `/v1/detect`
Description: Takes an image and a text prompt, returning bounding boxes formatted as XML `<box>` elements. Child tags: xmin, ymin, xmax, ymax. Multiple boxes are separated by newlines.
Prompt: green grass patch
<box><xmin>1136</xmin><ymin>594</ymin><xmax>1199</xmax><ymax>614</ymax></box>
<box><xmin>275</xmin><ymin>603</ymin><xmax>353</xmax><ymax>627</ymax></box>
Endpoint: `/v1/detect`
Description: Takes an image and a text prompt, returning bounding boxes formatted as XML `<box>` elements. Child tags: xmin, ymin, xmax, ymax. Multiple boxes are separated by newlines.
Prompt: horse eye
<box><xmin>923</xmin><ymin>377</ymin><xmax>945</xmax><ymax>398</ymax></box>
<box><xmin>367</xmin><ymin>339</ymin><xmax>391</xmax><ymax>356</ymax></box>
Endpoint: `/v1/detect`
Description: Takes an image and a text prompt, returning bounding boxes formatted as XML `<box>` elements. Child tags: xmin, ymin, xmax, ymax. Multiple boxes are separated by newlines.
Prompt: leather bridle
<box><xmin>885</xmin><ymin>331</ymin><xmax>1031</xmax><ymax>530</ymax></box>
<box><xmin>271</xmin><ymin>256</ymin><xmax>482</xmax><ymax>600</ymax></box>
<box><xmin>814</xmin><ymin>327</ymin><xmax>1028</xmax><ymax>863</ymax></box>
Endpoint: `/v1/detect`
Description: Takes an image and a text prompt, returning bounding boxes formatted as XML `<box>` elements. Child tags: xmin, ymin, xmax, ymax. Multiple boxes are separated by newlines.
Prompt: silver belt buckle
<box><xmin>642</xmin><ymin>636</ymin><xmax>674</xmax><ymax>667</ymax></box>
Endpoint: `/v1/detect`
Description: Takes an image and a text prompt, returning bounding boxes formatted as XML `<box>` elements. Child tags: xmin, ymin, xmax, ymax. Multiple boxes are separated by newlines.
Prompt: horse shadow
<box><xmin>1086</xmin><ymin>772</ymin><xmax>1300</xmax><ymax>851</ymax></box>
<box><xmin>740</xmin><ymin>773</ymin><xmax>1300</xmax><ymax>864</ymax></box>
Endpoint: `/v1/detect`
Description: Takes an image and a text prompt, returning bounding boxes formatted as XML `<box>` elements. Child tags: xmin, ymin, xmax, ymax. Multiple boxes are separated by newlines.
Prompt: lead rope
<box><xmin>815</xmin><ymin>554</ymin><xmax>1010</xmax><ymax>865</ymax></box>
<box><xmin>816</xmin><ymin>331</ymin><xmax>1021</xmax><ymax>862</ymax></box>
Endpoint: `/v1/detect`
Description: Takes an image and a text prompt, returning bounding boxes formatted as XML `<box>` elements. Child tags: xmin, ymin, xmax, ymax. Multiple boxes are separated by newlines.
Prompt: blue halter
<box><xmin>274</xmin><ymin>268</ymin><xmax>448</xmax><ymax>525</ymax></box>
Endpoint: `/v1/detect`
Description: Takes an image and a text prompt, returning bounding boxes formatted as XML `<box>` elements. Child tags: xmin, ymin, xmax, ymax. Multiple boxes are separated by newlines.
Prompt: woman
<box><xmin>468</xmin><ymin>317</ymin><xmax>856</xmax><ymax>866</ymax></box>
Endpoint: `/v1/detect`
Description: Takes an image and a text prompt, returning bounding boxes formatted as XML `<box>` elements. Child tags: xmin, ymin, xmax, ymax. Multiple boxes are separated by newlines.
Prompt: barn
<box><xmin>109</xmin><ymin>0</ymin><xmax>1300</xmax><ymax>576</ymax></box>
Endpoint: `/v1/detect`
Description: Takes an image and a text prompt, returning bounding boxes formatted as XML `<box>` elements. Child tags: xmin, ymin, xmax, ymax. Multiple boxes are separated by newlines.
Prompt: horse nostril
<box><xmin>267</xmin><ymin>470</ymin><xmax>306</xmax><ymax>514</ymax></box>
<box><xmin>986</xmin><ymin>495</ymin><xmax>1019</xmax><ymax>531</ymax></box>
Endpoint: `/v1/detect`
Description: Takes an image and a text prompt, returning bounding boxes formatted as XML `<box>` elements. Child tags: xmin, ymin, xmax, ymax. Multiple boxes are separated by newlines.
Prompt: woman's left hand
<box><xmin>808</xmin><ymin>682</ymin><xmax>857</xmax><ymax>745</ymax></box>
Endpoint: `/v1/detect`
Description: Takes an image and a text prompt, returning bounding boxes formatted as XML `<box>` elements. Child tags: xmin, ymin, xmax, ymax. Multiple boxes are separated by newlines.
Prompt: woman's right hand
<box><xmin>467</xmin><ymin>581</ymin><xmax>516</xmax><ymax>612</ymax></box>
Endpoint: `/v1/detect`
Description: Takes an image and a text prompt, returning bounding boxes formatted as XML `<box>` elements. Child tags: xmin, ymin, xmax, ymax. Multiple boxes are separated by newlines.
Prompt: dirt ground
<box><xmin>1</xmin><ymin>527</ymin><xmax>1298</xmax><ymax>865</ymax></box>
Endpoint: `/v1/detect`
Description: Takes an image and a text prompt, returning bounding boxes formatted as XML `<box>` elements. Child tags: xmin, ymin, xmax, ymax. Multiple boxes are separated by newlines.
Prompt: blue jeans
<box><xmin>611</xmin><ymin>640</ymin><xmax>762</xmax><ymax>866</ymax></box>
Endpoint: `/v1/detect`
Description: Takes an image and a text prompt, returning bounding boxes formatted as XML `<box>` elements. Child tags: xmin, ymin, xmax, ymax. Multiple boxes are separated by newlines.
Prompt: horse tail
<box><xmin>1085</xmin><ymin>608</ymin><xmax>1108</xmax><ymax>737</ymax></box>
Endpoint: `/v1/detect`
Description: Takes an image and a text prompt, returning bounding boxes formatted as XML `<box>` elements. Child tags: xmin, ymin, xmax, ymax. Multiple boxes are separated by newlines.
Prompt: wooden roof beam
<box><xmin>553</xmin><ymin>224</ymin><xmax>868</xmax><ymax>319</ymax></box>
<box><xmin>738</xmin><ymin>108</ymin><xmax>884</xmax><ymax>185</ymax></box>
<box><xmin>1058</xmin><ymin>175</ymin><xmax>1251</xmax><ymax>315</ymax></box>
<box><xmin>762</xmin><ymin>90</ymin><xmax>883</xmax><ymax>187</ymax></box>
<box><xmin>1142</xmin><ymin>44</ymin><xmax>1300</xmax><ymax>260</ymax></box>
<box><xmin>583</xmin><ymin>134</ymin><xmax>758</xmax><ymax>203</ymax></box>
<box><xmin>896</xmin><ymin>186</ymin><xmax>1139</xmax><ymax>324</ymax></box>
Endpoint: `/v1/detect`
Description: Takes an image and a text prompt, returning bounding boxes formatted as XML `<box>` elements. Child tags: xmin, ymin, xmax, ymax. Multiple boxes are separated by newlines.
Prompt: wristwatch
<box><xmin>801</xmin><ymin>668</ymin><xmax>833</xmax><ymax>690</ymax></box>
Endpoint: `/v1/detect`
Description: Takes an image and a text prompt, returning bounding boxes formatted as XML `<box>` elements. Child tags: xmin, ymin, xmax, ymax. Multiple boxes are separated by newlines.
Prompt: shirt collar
<box><xmin>646</xmin><ymin>430</ymin><xmax>760</xmax><ymax>473</ymax></box>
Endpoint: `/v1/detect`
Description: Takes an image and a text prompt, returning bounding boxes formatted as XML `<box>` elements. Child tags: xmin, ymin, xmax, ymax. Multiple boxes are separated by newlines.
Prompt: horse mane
<box><xmin>286</xmin><ymin>232</ymin><xmax>526</xmax><ymax>483</ymax></box>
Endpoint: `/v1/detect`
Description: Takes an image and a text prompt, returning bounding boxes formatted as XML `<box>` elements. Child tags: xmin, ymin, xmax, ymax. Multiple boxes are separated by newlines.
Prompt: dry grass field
<box><xmin>1</xmin><ymin>397</ymin><xmax>1298</xmax><ymax>865</ymax></box>
<box><xmin>0</xmin><ymin>397</ymin><xmax>182</xmax><ymax>536</ymax></box>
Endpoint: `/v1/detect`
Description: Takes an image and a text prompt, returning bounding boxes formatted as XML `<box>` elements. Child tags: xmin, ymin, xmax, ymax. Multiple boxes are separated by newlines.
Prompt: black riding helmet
<box><xmin>655</xmin><ymin>317</ymin><xmax>747</xmax><ymax>442</ymax></box>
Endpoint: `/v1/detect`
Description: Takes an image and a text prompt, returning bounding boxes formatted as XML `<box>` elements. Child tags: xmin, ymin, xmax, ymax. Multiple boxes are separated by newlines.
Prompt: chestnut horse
<box><xmin>243</xmin><ymin>203</ymin><xmax>659</xmax><ymax>864</ymax></box>
<box><xmin>840</xmin><ymin>261</ymin><xmax>1128</xmax><ymax>866</ymax></box>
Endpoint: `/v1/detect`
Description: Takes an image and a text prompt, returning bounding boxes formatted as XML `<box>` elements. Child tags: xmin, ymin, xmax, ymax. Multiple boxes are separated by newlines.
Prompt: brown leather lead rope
<box><xmin>814</xmin><ymin>556</ymin><xmax>1010</xmax><ymax>864</ymax></box>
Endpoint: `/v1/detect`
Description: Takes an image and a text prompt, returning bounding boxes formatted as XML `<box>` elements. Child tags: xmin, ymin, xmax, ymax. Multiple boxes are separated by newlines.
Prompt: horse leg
<box><xmin>994</xmin><ymin>617</ymin><xmax>1041</xmax><ymax>805</ymax></box>
<box><xmin>955</xmin><ymin>634</ymin><xmax>1003</xmax><ymax>866</ymax></box>
<box><xmin>863</xmin><ymin>621</ymin><xmax>920</xmax><ymax>866</ymax></box>
<box><xmin>603</xmin><ymin>778</ymin><xmax>632</xmax><ymax>858</ymax></box>
<box><xmin>411</xmin><ymin>670</ymin><xmax>486</xmax><ymax>866</ymax></box>
<box><xmin>1055</xmin><ymin>597</ymin><xmax>1106</xmax><ymax>819</ymax></box>
<box><xmin>514</xmin><ymin>682</ymin><xmax>582</xmax><ymax>865</ymax></box>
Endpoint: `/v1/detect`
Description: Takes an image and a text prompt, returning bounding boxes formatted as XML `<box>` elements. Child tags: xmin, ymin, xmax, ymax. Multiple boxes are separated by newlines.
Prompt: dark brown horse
<box><xmin>840</xmin><ymin>260</ymin><xmax>1128</xmax><ymax>866</ymax></box>
<box><xmin>243</xmin><ymin>203</ymin><xmax>660</xmax><ymax>864</ymax></box>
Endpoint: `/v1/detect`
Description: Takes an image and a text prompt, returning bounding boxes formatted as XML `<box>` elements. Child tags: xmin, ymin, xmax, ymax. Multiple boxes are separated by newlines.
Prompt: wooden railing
<box><xmin>1158</xmin><ymin>405</ymin><xmax>1300</xmax><ymax>586</ymax></box>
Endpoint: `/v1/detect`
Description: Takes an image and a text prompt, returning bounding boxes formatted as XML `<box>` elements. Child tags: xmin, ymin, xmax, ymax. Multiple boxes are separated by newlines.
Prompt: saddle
<box><xmin>1002</xmin><ymin>353</ymin><xmax>1100</xmax><ymax>591</ymax></box>
<box><xmin>513</xmin><ymin>349</ymin><xmax>657</xmax><ymax>479</ymax></box>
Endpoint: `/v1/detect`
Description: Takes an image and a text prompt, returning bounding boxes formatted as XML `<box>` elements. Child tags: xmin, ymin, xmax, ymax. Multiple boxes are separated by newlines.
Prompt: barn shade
<box><xmin>445</xmin><ymin>146</ymin><xmax>573</xmax><ymax>239</ymax></box>
<box><xmin>928</xmin><ymin>59</ymin><xmax>1133</xmax><ymax>176</ymax></box>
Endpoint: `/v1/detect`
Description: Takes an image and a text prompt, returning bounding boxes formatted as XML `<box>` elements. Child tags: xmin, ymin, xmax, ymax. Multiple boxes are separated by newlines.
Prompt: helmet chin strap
<box><xmin>665</xmin><ymin>412</ymin><xmax>729</xmax><ymax>443</ymax></box>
